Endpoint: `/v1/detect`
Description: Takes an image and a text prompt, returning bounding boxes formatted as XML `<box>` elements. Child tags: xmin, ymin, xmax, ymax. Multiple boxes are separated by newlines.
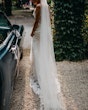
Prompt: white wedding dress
<box><xmin>30</xmin><ymin>7</ymin><xmax>41</xmax><ymax>95</ymax></box>
<box><xmin>30</xmin><ymin>1</ymin><xmax>65</xmax><ymax>110</ymax></box>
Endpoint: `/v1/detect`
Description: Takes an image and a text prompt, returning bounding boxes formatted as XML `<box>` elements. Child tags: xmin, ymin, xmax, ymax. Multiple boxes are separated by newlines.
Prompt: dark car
<box><xmin>0</xmin><ymin>11</ymin><xmax>24</xmax><ymax>110</ymax></box>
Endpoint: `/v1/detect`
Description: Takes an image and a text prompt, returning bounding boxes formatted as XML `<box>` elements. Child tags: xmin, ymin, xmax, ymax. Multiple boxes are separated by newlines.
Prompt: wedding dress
<box><xmin>30</xmin><ymin>6</ymin><xmax>41</xmax><ymax>95</ymax></box>
<box><xmin>30</xmin><ymin>0</ymin><xmax>64</xmax><ymax>110</ymax></box>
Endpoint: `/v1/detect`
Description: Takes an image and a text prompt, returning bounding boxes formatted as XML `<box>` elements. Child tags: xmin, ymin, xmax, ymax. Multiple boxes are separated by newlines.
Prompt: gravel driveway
<box><xmin>10</xmin><ymin>50</ymin><xmax>40</xmax><ymax>110</ymax></box>
<box><xmin>9</xmin><ymin>9</ymin><xmax>40</xmax><ymax>110</ymax></box>
<box><xmin>57</xmin><ymin>61</ymin><xmax>88</xmax><ymax>110</ymax></box>
<box><xmin>9</xmin><ymin>9</ymin><xmax>88</xmax><ymax>110</ymax></box>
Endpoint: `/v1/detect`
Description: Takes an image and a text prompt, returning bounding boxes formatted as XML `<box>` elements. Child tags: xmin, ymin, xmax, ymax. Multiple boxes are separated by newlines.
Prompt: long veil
<box><xmin>38</xmin><ymin>0</ymin><xmax>64</xmax><ymax>109</ymax></box>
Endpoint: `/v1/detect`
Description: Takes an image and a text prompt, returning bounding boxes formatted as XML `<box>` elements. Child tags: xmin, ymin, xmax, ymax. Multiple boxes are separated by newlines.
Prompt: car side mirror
<box><xmin>15</xmin><ymin>30</ymin><xmax>21</xmax><ymax>38</ymax></box>
<box><xmin>12</xmin><ymin>24</ymin><xmax>24</xmax><ymax>37</ymax></box>
<box><xmin>12</xmin><ymin>24</ymin><xmax>19</xmax><ymax>30</ymax></box>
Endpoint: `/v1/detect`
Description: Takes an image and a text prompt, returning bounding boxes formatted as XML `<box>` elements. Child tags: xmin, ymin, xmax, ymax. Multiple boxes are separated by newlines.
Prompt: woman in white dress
<box><xmin>30</xmin><ymin>0</ymin><xmax>41</xmax><ymax>91</ymax></box>
<box><xmin>30</xmin><ymin>0</ymin><xmax>64</xmax><ymax>109</ymax></box>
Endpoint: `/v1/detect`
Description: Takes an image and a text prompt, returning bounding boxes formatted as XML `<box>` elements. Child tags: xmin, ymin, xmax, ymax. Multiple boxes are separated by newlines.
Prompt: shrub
<box><xmin>54</xmin><ymin>0</ymin><xmax>88</xmax><ymax>61</ymax></box>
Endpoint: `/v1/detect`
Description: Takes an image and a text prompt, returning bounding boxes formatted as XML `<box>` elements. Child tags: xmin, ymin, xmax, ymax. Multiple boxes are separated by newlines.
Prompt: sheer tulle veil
<box><xmin>38</xmin><ymin>0</ymin><xmax>63</xmax><ymax>109</ymax></box>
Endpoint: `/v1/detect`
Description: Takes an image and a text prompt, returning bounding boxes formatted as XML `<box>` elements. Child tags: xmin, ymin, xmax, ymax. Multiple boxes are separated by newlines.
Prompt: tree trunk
<box><xmin>4</xmin><ymin>0</ymin><xmax>12</xmax><ymax>16</ymax></box>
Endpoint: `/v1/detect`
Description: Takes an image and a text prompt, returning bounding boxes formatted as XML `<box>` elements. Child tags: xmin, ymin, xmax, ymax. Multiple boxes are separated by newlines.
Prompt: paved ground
<box><xmin>9</xmin><ymin>9</ymin><xmax>88</xmax><ymax>110</ymax></box>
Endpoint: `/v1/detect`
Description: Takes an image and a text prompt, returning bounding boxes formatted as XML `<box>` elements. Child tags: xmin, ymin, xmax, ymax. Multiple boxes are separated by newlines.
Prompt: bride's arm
<box><xmin>31</xmin><ymin>5</ymin><xmax>40</xmax><ymax>37</ymax></box>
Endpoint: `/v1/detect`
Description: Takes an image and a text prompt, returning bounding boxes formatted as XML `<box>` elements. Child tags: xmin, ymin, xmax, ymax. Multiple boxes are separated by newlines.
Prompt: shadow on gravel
<box><xmin>9</xmin><ymin>9</ymin><xmax>40</xmax><ymax>109</ymax></box>
<box><xmin>10</xmin><ymin>50</ymin><xmax>40</xmax><ymax>110</ymax></box>
<box><xmin>10</xmin><ymin>58</ymin><xmax>26</xmax><ymax>110</ymax></box>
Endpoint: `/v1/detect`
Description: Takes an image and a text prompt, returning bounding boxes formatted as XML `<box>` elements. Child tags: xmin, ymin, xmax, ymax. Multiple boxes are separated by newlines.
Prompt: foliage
<box><xmin>54</xmin><ymin>0</ymin><xmax>88</xmax><ymax>61</ymax></box>
<box><xmin>47</xmin><ymin>0</ymin><xmax>51</xmax><ymax>5</ymax></box>
<box><xmin>81</xmin><ymin>3</ymin><xmax>88</xmax><ymax>57</ymax></box>
<box><xmin>4</xmin><ymin>0</ymin><xmax>12</xmax><ymax>16</ymax></box>
<box><xmin>82</xmin><ymin>3</ymin><xmax>88</xmax><ymax>42</ymax></box>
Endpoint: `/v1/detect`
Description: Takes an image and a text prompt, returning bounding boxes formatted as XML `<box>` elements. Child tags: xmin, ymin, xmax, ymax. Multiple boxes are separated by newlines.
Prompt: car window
<box><xmin>0</xmin><ymin>13</ymin><xmax>12</xmax><ymax>44</ymax></box>
<box><xmin>0</xmin><ymin>13</ymin><xmax>11</xmax><ymax>27</ymax></box>
<box><xmin>0</xmin><ymin>32</ymin><xmax>5</xmax><ymax>44</ymax></box>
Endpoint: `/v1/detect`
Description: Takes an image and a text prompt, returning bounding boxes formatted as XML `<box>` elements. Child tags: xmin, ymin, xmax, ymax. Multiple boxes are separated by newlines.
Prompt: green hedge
<box><xmin>54</xmin><ymin>0</ymin><xmax>88</xmax><ymax>61</ymax></box>
<box><xmin>47</xmin><ymin>0</ymin><xmax>51</xmax><ymax>5</ymax></box>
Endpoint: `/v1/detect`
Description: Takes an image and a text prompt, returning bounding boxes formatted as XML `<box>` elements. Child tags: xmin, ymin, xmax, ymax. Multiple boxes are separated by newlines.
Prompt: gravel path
<box><xmin>9</xmin><ymin>10</ymin><xmax>40</xmax><ymax>110</ymax></box>
<box><xmin>57</xmin><ymin>61</ymin><xmax>88</xmax><ymax>110</ymax></box>
<box><xmin>9</xmin><ymin>10</ymin><xmax>88</xmax><ymax>110</ymax></box>
<box><xmin>10</xmin><ymin>50</ymin><xmax>40</xmax><ymax>110</ymax></box>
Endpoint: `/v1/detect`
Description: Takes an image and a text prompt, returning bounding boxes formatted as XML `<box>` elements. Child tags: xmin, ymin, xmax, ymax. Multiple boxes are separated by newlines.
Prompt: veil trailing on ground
<box><xmin>38</xmin><ymin>0</ymin><xmax>63</xmax><ymax>109</ymax></box>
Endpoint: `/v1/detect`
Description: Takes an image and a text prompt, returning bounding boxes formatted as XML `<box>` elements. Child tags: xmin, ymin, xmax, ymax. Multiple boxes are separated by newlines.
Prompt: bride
<box><xmin>30</xmin><ymin>0</ymin><xmax>64</xmax><ymax>109</ymax></box>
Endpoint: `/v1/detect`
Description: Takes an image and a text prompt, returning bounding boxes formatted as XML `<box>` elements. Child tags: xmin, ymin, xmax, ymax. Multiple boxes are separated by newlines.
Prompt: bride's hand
<box><xmin>31</xmin><ymin>32</ymin><xmax>34</xmax><ymax>37</ymax></box>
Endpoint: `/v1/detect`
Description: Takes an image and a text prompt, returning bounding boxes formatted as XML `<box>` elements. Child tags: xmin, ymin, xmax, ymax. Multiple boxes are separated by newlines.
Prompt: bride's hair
<box><xmin>37</xmin><ymin>0</ymin><xmax>40</xmax><ymax>3</ymax></box>
<box><xmin>33</xmin><ymin>0</ymin><xmax>40</xmax><ymax>3</ymax></box>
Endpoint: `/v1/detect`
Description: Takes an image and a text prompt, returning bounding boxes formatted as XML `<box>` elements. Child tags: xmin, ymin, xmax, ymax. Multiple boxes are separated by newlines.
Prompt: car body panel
<box><xmin>0</xmin><ymin>11</ymin><xmax>24</xmax><ymax>110</ymax></box>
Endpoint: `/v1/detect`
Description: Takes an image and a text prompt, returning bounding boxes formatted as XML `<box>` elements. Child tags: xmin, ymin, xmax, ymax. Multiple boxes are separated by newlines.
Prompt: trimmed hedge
<box><xmin>54</xmin><ymin>0</ymin><xmax>88</xmax><ymax>61</ymax></box>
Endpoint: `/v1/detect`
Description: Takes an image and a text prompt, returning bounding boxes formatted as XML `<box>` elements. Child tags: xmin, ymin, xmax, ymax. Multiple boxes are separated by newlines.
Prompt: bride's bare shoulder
<box><xmin>36</xmin><ymin>4</ymin><xmax>41</xmax><ymax>13</ymax></box>
<box><xmin>36</xmin><ymin>3</ymin><xmax>41</xmax><ymax>8</ymax></box>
